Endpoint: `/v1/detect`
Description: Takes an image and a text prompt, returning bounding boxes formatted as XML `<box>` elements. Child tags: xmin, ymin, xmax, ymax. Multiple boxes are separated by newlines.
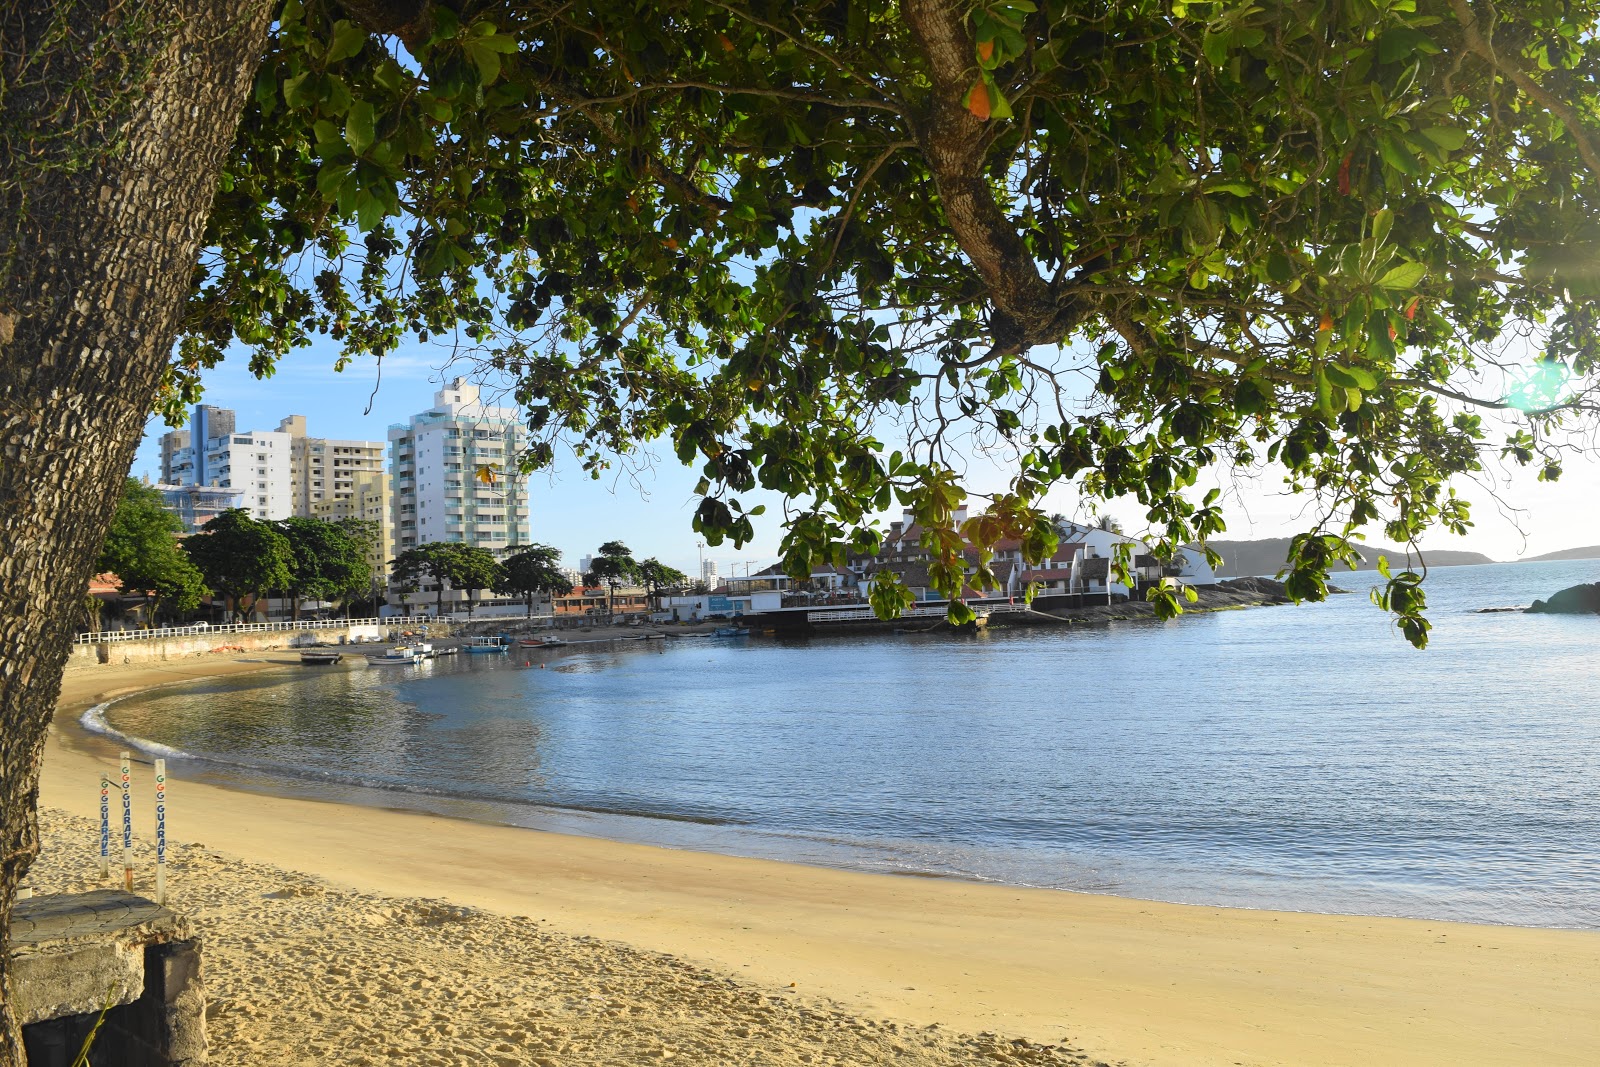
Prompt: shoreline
<box><xmin>33</xmin><ymin>657</ymin><xmax>1600</xmax><ymax>1065</ymax></box>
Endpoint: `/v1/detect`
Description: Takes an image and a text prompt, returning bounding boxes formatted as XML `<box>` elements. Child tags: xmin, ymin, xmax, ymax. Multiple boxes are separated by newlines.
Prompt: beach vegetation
<box><xmin>182</xmin><ymin>509</ymin><xmax>295</xmax><ymax>623</ymax></box>
<box><xmin>636</xmin><ymin>559</ymin><xmax>691</xmax><ymax>613</ymax></box>
<box><xmin>585</xmin><ymin>541</ymin><xmax>641</xmax><ymax>620</ymax></box>
<box><xmin>495</xmin><ymin>544</ymin><xmax>574</xmax><ymax>618</ymax></box>
<box><xmin>447</xmin><ymin>544</ymin><xmax>504</xmax><ymax>616</ymax></box>
<box><xmin>273</xmin><ymin>515</ymin><xmax>373</xmax><ymax>621</ymax></box>
<box><xmin>94</xmin><ymin>479</ymin><xmax>208</xmax><ymax>625</ymax></box>
<box><xmin>8</xmin><ymin>0</ymin><xmax>1600</xmax><ymax>1052</ymax></box>
<box><xmin>390</xmin><ymin>540</ymin><xmax>502</xmax><ymax>616</ymax></box>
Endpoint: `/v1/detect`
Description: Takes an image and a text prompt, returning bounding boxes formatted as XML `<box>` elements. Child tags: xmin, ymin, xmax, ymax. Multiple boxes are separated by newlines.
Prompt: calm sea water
<box><xmin>91</xmin><ymin>560</ymin><xmax>1600</xmax><ymax>928</ymax></box>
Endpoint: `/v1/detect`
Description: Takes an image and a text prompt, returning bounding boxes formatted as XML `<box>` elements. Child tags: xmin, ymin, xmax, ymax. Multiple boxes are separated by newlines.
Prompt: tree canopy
<box><xmin>94</xmin><ymin>479</ymin><xmax>207</xmax><ymax>622</ymax></box>
<box><xmin>275</xmin><ymin>515</ymin><xmax>372</xmax><ymax>618</ymax></box>
<box><xmin>161</xmin><ymin>0</ymin><xmax>1600</xmax><ymax>647</ymax></box>
<box><xmin>184</xmin><ymin>509</ymin><xmax>295</xmax><ymax>619</ymax></box>
<box><xmin>636</xmin><ymin>558</ymin><xmax>690</xmax><ymax>608</ymax></box>
<box><xmin>391</xmin><ymin>540</ymin><xmax>502</xmax><ymax>615</ymax></box>
<box><xmin>495</xmin><ymin>543</ymin><xmax>573</xmax><ymax>617</ymax></box>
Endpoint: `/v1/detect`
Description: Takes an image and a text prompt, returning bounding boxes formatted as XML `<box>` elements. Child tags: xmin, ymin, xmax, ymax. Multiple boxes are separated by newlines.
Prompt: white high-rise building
<box><xmin>158</xmin><ymin>405</ymin><xmax>292</xmax><ymax>521</ymax></box>
<box><xmin>199</xmin><ymin>429</ymin><xmax>293</xmax><ymax>520</ymax></box>
<box><xmin>701</xmin><ymin>559</ymin><xmax>719</xmax><ymax>584</ymax></box>
<box><xmin>389</xmin><ymin>377</ymin><xmax>531</xmax><ymax>566</ymax></box>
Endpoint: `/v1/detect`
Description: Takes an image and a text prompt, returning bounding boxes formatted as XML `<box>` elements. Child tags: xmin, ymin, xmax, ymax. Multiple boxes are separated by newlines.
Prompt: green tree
<box><xmin>333</xmin><ymin>517</ymin><xmax>383</xmax><ymax>614</ymax></box>
<box><xmin>94</xmin><ymin>479</ymin><xmax>207</xmax><ymax>625</ymax></box>
<box><xmin>390</xmin><ymin>542</ymin><xmax>461</xmax><ymax>618</ymax></box>
<box><xmin>495</xmin><ymin>544</ymin><xmax>573</xmax><ymax>618</ymax></box>
<box><xmin>635</xmin><ymin>558</ymin><xmax>689</xmax><ymax>613</ymax></box>
<box><xmin>10</xmin><ymin>1</ymin><xmax>1600</xmax><ymax>1053</ymax></box>
<box><xmin>448</xmin><ymin>544</ymin><xmax>504</xmax><ymax>617</ymax></box>
<box><xmin>183</xmin><ymin>510</ymin><xmax>294</xmax><ymax>622</ymax></box>
<box><xmin>585</xmin><ymin>541</ymin><xmax>639</xmax><ymax>620</ymax></box>
<box><xmin>274</xmin><ymin>516</ymin><xmax>370</xmax><ymax>620</ymax></box>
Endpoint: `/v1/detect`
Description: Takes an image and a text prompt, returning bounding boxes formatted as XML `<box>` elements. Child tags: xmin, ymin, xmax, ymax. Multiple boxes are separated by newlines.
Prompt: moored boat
<box><xmin>464</xmin><ymin>636</ymin><xmax>511</xmax><ymax>654</ymax></box>
<box><xmin>713</xmin><ymin>626</ymin><xmax>750</xmax><ymax>637</ymax></box>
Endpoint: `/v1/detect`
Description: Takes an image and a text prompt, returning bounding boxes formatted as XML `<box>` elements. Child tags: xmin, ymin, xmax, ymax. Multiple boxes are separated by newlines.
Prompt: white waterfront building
<box><xmin>158</xmin><ymin>405</ymin><xmax>293</xmax><ymax>522</ymax></box>
<box><xmin>387</xmin><ymin>378</ymin><xmax>532</xmax><ymax>615</ymax></box>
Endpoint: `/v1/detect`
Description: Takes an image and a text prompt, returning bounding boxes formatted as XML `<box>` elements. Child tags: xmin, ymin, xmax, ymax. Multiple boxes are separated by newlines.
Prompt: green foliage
<box><xmin>584</xmin><ymin>540</ymin><xmax>640</xmax><ymax>616</ymax></box>
<box><xmin>183</xmin><ymin>509</ymin><xmax>293</xmax><ymax>618</ymax></box>
<box><xmin>635</xmin><ymin>557</ymin><xmax>689</xmax><ymax>610</ymax></box>
<box><xmin>391</xmin><ymin>540</ymin><xmax>503</xmax><ymax>614</ymax></box>
<box><xmin>496</xmin><ymin>543</ymin><xmax>572</xmax><ymax>616</ymax></box>
<box><xmin>447</xmin><ymin>543</ymin><xmax>504</xmax><ymax>615</ymax></box>
<box><xmin>171</xmin><ymin>0</ymin><xmax>1600</xmax><ymax>647</ymax></box>
<box><xmin>274</xmin><ymin>515</ymin><xmax>370</xmax><ymax>615</ymax></box>
<box><xmin>93</xmin><ymin>479</ymin><xmax>208</xmax><ymax>623</ymax></box>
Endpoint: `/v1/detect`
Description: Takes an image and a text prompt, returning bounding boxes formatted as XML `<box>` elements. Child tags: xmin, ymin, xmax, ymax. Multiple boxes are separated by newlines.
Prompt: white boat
<box><xmin>368</xmin><ymin>646</ymin><xmax>416</xmax><ymax>664</ymax></box>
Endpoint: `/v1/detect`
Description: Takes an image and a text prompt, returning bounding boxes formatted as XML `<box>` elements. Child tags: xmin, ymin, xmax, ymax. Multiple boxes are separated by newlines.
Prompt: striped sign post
<box><xmin>120</xmin><ymin>751</ymin><xmax>133</xmax><ymax>892</ymax></box>
<box><xmin>154</xmin><ymin>760</ymin><xmax>167</xmax><ymax>905</ymax></box>
<box><xmin>98</xmin><ymin>776</ymin><xmax>111</xmax><ymax>878</ymax></box>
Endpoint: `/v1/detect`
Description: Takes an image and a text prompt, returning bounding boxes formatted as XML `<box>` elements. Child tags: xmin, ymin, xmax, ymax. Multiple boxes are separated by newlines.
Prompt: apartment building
<box><xmin>276</xmin><ymin>415</ymin><xmax>387</xmax><ymax>517</ymax></box>
<box><xmin>155</xmin><ymin>483</ymin><xmax>245</xmax><ymax>534</ymax></box>
<box><xmin>158</xmin><ymin>404</ymin><xmax>233</xmax><ymax>485</ymax></box>
<box><xmin>198</xmin><ymin>428</ymin><xmax>293</xmax><ymax>520</ymax></box>
<box><xmin>388</xmin><ymin>379</ymin><xmax>532</xmax><ymax>611</ymax></box>
<box><xmin>310</xmin><ymin>469</ymin><xmax>395</xmax><ymax>585</ymax></box>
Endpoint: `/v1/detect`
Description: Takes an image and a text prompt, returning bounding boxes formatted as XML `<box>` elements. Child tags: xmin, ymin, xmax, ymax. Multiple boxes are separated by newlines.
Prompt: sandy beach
<box><xmin>27</xmin><ymin>657</ymin><xmax>1600</xmax><ymax>1065</ymax></box>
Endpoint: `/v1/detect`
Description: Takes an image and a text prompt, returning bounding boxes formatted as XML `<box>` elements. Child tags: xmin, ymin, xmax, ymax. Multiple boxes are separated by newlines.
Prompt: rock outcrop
<box><xmin>1526</xmin><ymin>582</ymin><xmax>1600</xmax><ymax>614</ymax></box>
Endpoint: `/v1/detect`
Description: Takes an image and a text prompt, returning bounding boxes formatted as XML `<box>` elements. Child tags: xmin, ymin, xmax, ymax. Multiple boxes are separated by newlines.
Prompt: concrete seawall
<box><xmin>67</xmin><ymin>623</ymin><xmax>388</xmax><ymax>667</ymax></box>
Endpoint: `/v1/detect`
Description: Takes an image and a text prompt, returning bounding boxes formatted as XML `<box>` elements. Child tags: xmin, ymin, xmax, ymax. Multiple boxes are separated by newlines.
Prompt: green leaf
<box><xmin>356</xmin><ymin>188</ymin><xmax>384</xmax><ymax>231</ymax></box>
<box><xmin>1370</xmin><ymin>207</ymin><xmax>1393</xmax><ymax>247</ymax></box>
<box><xmin>1420</xmin><ymin>126</ymin><xmax>1468</xmax><ymax>151</ymax></box>
<box><xmin>1377</xmin><ymin>133</ymin><xmax>1421</xmax><ymax>176</ymax></box>
<box><xmin>1202</xmin><ymin>29</ymin><xmax>1230</xmax><ymax>67</ymax></box>
<box><xmin>1206</xmin><ymin>180</ymin><xmax>1255</xmax><ymax>197</ymax></box>
<box><xmin>1378</xmin><ymin>27</ymin><xmax>1438</xmax><ymax>64</ymax></box>
<box><xmin>344</xmin><ymin>100</ymin><xmax>375</xmax><ymax>155</ymax></box>
<box><xmin>1377</xmin><ymin>261</ymin><xmax>1426</xmax><ymax>289</ymax></box>
<box><xmin>326</xmin><ymin>20</ymin><xmax>368</xmax><ymax>63</ymax></box>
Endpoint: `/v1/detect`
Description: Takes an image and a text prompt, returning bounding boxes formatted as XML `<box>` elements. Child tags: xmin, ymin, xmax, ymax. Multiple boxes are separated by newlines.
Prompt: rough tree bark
<box><xmin>0</xmin><ymin>0</ymin><xmax>272</xmax><ymax>1060</ymax></box>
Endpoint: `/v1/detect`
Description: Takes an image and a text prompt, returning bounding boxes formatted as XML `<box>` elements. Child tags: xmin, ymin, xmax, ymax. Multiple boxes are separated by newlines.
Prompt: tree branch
<box><xmin>899</xmin><ymin>0</ymin><xmax>1085</xmax><ymax>352</ymax></box>
<box><xmin>1449</xmin><ymin>0</ymin><xmax>1600</xmax><ymax>181</ymax></box>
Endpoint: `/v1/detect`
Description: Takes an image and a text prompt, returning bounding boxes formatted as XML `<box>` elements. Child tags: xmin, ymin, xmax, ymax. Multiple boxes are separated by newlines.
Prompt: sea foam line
<box><xmin>80</xmin><ymin>699</ymin><xmax>197</xmax><ymax>762</ymax></box>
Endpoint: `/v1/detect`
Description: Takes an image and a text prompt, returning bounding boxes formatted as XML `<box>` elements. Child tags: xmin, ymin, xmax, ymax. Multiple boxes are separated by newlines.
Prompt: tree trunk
<box><xmin>0</xmin><ymin>0</ymin><xmax>271</xmax><ymax>1059</ymax></box>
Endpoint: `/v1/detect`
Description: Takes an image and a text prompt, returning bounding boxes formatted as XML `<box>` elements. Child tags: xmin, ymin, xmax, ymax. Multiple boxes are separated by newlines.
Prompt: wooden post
<box><xmin>98</xmin><ymin>775</ymin><xmax>111</xmax><ymax>879</ymax></box>
<box><xmin>154</xmin><ymin>759</ymin><xmax>167</xmax><ymax>905</ymax></box>
<box><xmin>120</xmin><ymin>751</ymin><xmax>133</xmax><ymax>891</ymax></box>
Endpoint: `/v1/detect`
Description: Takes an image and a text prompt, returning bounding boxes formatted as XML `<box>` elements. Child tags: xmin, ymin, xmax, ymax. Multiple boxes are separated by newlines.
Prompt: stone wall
<box><xmin>66</xmin><ymin>623</ymin><xmax>388</xmax><ymax>667</ymax></box>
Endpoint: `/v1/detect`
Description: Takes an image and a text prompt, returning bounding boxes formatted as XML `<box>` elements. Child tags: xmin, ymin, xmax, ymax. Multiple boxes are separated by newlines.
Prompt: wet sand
<box><xmin>29</xmin><ymin>657</ymin><xmax>1600</xmax><ymax>1065</ymax></box>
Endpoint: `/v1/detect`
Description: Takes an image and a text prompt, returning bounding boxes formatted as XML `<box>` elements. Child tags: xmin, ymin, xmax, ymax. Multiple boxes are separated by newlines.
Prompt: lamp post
<box><xmin>696</xmin><ymin>541</ymin><xmax>704</xmax><ymax>585</ymax></box>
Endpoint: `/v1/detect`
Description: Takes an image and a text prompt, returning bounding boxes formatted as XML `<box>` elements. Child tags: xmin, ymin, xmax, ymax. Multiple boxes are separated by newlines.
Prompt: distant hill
<box><xmin>1206</xmin><ymin>538</ymin><xmax>1496</xmax><ymax>578</ymax></box>
<box><xmin>1522</xmin><ymin>545</ymin><xmax>1600</xmax><ymax>563</ymax></box>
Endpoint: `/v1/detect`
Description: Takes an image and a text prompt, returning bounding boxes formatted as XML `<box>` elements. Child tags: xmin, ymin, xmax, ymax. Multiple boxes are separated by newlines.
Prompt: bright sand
<box><xmin>28</xmin><ymin>657</ymin><xmax>1600</xmax><ymax>1065</ymax></box>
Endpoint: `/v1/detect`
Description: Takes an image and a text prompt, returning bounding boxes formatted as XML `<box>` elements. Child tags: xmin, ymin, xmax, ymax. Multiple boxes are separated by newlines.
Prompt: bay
<box><xmin>95</xmin><ymin>559</ymin><xmax>1600</xmax><ymax>929</ymax></box>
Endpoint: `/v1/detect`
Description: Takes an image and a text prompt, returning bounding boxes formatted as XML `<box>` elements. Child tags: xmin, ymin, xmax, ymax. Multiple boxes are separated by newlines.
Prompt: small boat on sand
<box><xmin>300</xmin><ymin>650</ymin><xmax>342</xmax><ymax>665</ymax></box>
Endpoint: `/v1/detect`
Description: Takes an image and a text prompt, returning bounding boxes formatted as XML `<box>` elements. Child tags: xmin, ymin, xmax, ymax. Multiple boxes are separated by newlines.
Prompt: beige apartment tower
<box><xmin>310</xmin><ymin>469</ymin><xmax>395</xmax><ymax>582</ymax></box>
<box><xmin>277</xmin><ymin>415</ymin><xmax>387</xmax><ymax>517</ymax></box>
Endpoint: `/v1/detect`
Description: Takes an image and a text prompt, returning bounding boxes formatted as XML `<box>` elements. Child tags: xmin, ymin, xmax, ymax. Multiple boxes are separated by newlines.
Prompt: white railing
<box><xmin>76</xmin><ymin>617</ymin><xmax>386</xmax><ymax>645</ymax></box>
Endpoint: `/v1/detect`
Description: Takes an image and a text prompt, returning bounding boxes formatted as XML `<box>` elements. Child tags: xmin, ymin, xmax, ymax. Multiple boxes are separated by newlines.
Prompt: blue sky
<box><xmin>131</xmin><ymin>340</ymin><xmax>1600</xmax><ymax>571</ymax></box>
